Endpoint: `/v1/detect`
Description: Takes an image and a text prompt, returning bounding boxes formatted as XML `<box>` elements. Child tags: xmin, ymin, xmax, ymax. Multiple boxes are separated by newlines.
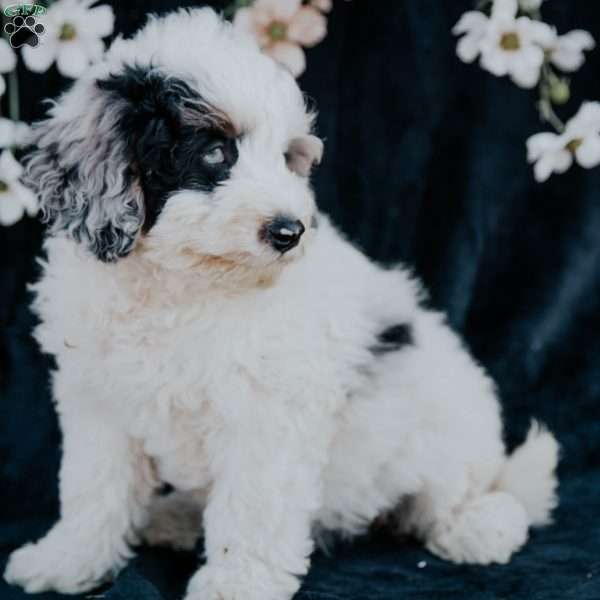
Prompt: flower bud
<box><xmin>550</xmin><ymin>78</ymin><xmax>571</xmax><ymax>105</ymax></box>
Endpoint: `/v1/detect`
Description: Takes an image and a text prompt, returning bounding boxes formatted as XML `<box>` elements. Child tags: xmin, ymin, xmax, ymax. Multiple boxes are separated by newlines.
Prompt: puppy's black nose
<box><xmin>264</xmin><ymin>216</ymin><xmax>305</xmax><ymax>253</ymax></box>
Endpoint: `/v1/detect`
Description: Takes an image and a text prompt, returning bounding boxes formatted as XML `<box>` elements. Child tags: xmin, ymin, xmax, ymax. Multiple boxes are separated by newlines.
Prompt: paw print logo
<box><xmin>4</xmin><ymin>15</ymin><xmax>45</xmax><ymax>49</ymax></box>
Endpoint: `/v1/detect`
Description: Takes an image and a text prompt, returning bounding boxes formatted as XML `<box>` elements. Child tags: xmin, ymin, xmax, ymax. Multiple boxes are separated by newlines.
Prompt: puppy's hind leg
<box><xmin>367</xmin><ymin>310</ymin><xmax>558</xmax><ymax>566</ymax></box>
<box><xmin>4</xmin><ymin>387</ymin><xmax>158</xmax><ymax>594</ymax></box>
<box><xmin>420</xmin><ymin>424</ymin><xmax>558</xmax><ymax>565</ymax></box>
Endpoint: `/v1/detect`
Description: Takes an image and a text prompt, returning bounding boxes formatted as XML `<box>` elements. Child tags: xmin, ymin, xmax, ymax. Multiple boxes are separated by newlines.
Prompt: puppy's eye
<box><xmin>203</xmin><ymin>145</ymin><xmax>225</xmax><ymax>165</ymax></box>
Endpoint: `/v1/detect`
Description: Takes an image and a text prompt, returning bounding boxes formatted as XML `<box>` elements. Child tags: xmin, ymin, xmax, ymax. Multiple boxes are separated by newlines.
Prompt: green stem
<box><xmin>537</xmin><ymin>62</ymin><xmax>565</xmax><ymax>133</ymax></box>
<box><xmin>538</xmin><ymin>97</ymin><xmax>565</xmax><ymax>133</ymax></box>
<box><xmin>476</xmin><ymin>0</ymin><xmax>494</xmax><ymax>12</ymax></box>
<box><xmin>222</xmin><ymin>0</ymin><xmax>253</xmax><ymax>19</ymax></box>
<box><xmin>7</xmin><ymin>69</ymin><xmax>19</xmax><ymax>122</ymax></box>
<box><xmin>1</xmin><ymin>13</ymin><xmax>19</xmax><ymax>122</ymax></box>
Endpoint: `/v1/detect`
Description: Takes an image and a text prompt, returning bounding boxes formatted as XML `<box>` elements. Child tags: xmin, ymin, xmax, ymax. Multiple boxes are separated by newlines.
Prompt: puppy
<box><xmin>4</xmin><ymin>8</ymin><xmax>558</xmax><ymax>600</ymax></box>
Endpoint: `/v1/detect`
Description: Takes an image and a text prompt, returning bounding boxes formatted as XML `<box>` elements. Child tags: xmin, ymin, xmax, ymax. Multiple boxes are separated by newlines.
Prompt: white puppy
<box><xmin>4</xmin><ymin>8</ymin><xmax>558</xmax><ymax>600</ymax></box>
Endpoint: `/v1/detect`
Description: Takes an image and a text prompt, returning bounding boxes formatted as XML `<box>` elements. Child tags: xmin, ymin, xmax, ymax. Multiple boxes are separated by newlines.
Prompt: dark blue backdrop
<box><xmin>1</xmin><ymin>1</ymin><xmax>599</xmax><ymax>599</ymax></box>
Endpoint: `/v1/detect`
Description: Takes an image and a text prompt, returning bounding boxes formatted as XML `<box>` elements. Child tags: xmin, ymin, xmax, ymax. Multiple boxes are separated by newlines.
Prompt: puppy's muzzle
<box><xmin>263</xmin><ymin>216</ymin><xmax>305</xmax><ymax>254</ymax></box>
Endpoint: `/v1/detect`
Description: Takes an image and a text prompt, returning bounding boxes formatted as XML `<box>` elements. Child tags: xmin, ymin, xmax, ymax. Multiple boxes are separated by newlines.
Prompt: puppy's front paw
<box><xmin>4</xmin><ymin>533</ymin><xmax>123</xmax><ymax>594</ymax></box>
<box><xmin>185</xmin><ymin>560</ymin><xmax>299</xmax><ymax>600</ymax></box>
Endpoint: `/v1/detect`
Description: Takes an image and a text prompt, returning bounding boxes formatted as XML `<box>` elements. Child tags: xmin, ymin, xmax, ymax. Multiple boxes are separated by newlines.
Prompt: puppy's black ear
<box><xmin>26</xmin><ymin>65</ymin><xmax>199</xmax><ymax>262</ymax></box>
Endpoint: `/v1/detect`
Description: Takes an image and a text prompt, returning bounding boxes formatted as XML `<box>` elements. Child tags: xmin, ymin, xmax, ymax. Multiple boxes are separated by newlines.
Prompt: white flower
<box><xmin>526</xmin><ymin>102</ymin><xmax>600</xmax><ymax>182</ymax></box>
<box><xmin>0</xmin><ymin>38</ymin><xmax>17</xmax><ymax>96</ymax></box>
<box><xmin>453</xmin><ymin>11</ymin><xmax>489</xmax><ymax>63</ymax></box>
<box><xmin>21</xmin><ymin>0</ymin><xmax>114</xmax><ymax>79</ymax></box>
<box><xmin>453</xmin><ymin>0</ymin><xmax>554</xmax><ymax>88</ymax></box>
<box><xmin>549</xmin><ymin>30</ymin><xmax>595</xmax><ymax>72</ymax></box>
<box><xmin>0</xmin><ymin>118</ymin><xmax>31</xmax><ymax>148</ymax></box>
<box><xmin>234</xmin><ymin>0</ymin><xmax>327</xmax><ymax>77</ymax></box>
<box><xmin>519</xmin><ymin>0</ymin><xmax>544</xmax><ymax>12</ymax></box>
<box><xmin>0</xmin><ymin>150</ymin><xmax>37</xmax><ymax>226</ymax></box>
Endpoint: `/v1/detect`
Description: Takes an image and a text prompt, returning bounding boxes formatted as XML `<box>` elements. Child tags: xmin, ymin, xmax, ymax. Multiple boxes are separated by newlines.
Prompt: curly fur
<box><xmin>26</xmin><ymin>86</ymin><xmax>145</xmax><ymax>262</ymax></box>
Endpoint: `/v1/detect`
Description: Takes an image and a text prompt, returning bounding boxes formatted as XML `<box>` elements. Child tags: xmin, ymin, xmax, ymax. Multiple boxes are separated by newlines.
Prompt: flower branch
<box><xmin>454</xmin><ymin>0</ymin><xmax>598</xmax><ymax>181</ymax></box>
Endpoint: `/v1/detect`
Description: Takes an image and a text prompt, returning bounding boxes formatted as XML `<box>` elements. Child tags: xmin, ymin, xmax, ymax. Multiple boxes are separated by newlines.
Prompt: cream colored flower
<box><xmin>21</xmin><ymin>0</ymin><xmax>114</xmax><ymax>79</ymax></box>
<box><xmin>549</xmin><ymin>30</ymin><xmax>595</xmax><ymax>72</ymax></box>
<box><xmin>234</xmin><ymin>0</ymin><xmax>327</xmax><ymax>77</ymax></box>
<box><xmin>0</xmin><ymin>150</ymin><xmax>37</xmax><ymax>226</ymax></box>
<box><xmin>527</xmin><ymin>102</ymin><xmax>600</xmax><ymax>182</ymax></box>
<box><xmin>0</xmin><ymin>38</ymin><xmax>17</xmax><ymax>96</ymax></box>
<box><xmin>454</xmin><ymin>0</ymin><xmax>554</xmax><ymax>88</ymax></box>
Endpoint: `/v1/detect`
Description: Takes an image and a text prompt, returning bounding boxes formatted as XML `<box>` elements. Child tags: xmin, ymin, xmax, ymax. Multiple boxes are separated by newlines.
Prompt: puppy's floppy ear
<box><xmin>286</xmin><ymin>135</ymin><xmax>323</xmax><ymax>176</ymax></box>
<box><xmin>26</xmin><ymin>65</ymin><xmax>201</xmax><ymax>262</ymax></box>
<box><xmin>26</xmin><ymin>79</ymin><xmax>146</xmax><ymax>263</ymax></box>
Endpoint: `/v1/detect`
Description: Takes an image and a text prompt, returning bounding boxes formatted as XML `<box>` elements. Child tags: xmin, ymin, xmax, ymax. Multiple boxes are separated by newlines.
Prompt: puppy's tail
<box><xmin>494</xmin><ymin>421</ymin><xmax>559</xmax><ymax>527</ymax></box>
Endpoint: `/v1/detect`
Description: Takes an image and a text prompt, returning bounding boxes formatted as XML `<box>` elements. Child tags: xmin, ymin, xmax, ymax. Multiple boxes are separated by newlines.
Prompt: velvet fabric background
<box><xmin>1</xmin><ymin>1</ymin><xmax>599</xmax><ymax>598</ymax></box>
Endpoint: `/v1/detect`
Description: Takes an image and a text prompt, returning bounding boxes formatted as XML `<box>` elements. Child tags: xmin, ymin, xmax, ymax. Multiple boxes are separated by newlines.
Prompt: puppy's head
<box><xmin>28</xmin><ymin>8</ymin><xmax>322</xmax><ymax>274</ymax></box>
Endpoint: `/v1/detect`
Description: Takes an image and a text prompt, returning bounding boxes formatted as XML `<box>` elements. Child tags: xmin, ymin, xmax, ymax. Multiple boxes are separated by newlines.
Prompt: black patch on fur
<box><xmin>371</xmin><ymin>323</ymin><xmax>414</xmax><ymax>355</ymax></box>
<box><xmin>98</xmin><ymin>65</ymin><xmax>238</xmax><ymax>232</ymax></box>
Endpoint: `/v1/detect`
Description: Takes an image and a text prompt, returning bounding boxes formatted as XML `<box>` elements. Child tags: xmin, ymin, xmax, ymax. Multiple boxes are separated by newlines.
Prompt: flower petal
<box><xmin>233</xmin><ymin>7</ymin><xmax>269</xmax><ymax>46</ymax></box>
<box><xmin>0</xmin><ymin>149</ymin><xmax>23</xmax><ymax>180</ymax></box>
<box><xmin>0</xmin><ymin>118</ymin><xmax>15</xmax><ymax>148</ymax></box>
<box><xmin>0</xmin><ymin>38</ymin><xmax>16</xmax><ymax>73</ymax></box>
<box><xmin>233</xmin><ymin>7</ymin><xmax>255</xmax><ymax>32</ymax></box>
<box><xmin>551</xmin><ymin>30</ymin><xmax>595</xmax><ymax>72</ymax></box>
<box><xmin>559</xmin><ymin>29</ymin><xmax>595</xmax><ymax>52</ymax></box>
<box><xmin>288</xmin><ymin>7</ymin><xmax>327</xmax><ymax>47</ymax></box>
<box><xmin>456</xmin><ymin>33</ymin><xmax>483</xmax><ymax>63</ymax></box>
<box><xmin>56</xmin><ymin>42</ymin><xmax>89</xmax><ymax>78</ymax></box>
<box><xmin>509</xmin><ymin>46</ymin><xmax>544</xmax><ymax>88</ymax></box>
<box><xmin>480</xmin><ymin>47</ymin><xmax>509</xmax><ymax>77</ymax></box>
<box><xmin>83</xmin><ymin>4</ymin><xmax>115</xmax><ymax>38</ymax></box>
<box><xmin>526</xmin><ymin>132</ymin><xmax>561</xmax><ymax>162</ymax></box>
<box><xmin>552</xmin><ymin>149</ymin><xmax>574</xmax><ymax>174</ymax></box>
<box><xmin>267</xmin><ymin>41</ymin><xmax>306</xmax><ymax>77</ymax></box>
<box><xmin>0</xmin><ymin>194</ymin><xmax>25</xmax><ymax>226</ymax></box>
<box><xmin>14</xmin><ymin>181</ymin><xmax>38</xmax><ymax>216</ymax></box>
<box><xmin>254</xmin><ymin>0</ymin><xmax>302</xmax><ymax>22</ymax></box>
<box><xmin>551</xmin><ymin>47</ymin><xmax>584</xmax><ymax>72</ymax></box>
<box><xmin>13</xmin><ymin>121</ymin><xmax>31</xmax><ymax>147</ymax></box>
<box><xmin>523</xmin><ymin>19</ymin><xmax>556</xmax><ymax>48</ymax></box>
<box><xmin>492</xmin><ymin>0</ymin><xmax>518</xmax><ymax>21</ymax></box>
<box><xmin>452</xmin><ymin>11</ymin><xmax>488</xmax><ymax>36</ymax></box>
<box><xmin>22</xmin><ymin>40</ymin><xmax>59</xmax><ymax>73</ymax></box>
<box><xmin>575</xmin><ymin>135</ymin><xmax>600</xmax><ymax>168</ymax></box>
<box><xmin>566</xmin><ymin>101</ymin><xmax>600</xmax><ymax>137</ymax></box>
<box><xmin>79</xmin><ymin>37</ymin><xmax>105</xmax><ymax>64</ymax></box>
<box><xmin>533</xmin><ymin>151</ymin><xmax>571</xmax><ymax>182</ymax></box>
